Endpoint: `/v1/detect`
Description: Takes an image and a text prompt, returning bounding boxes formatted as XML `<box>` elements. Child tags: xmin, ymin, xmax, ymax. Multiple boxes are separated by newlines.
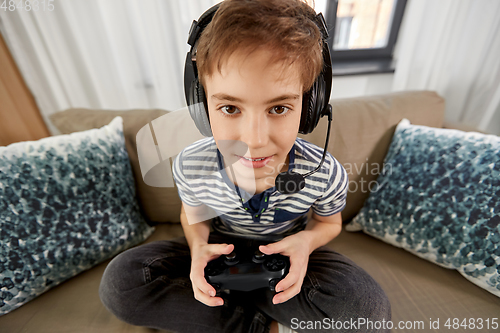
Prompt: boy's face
<box><xmin>204</xmin><ymin>48</ymin><xmax>303</xmax><ymax>191</ymax></box>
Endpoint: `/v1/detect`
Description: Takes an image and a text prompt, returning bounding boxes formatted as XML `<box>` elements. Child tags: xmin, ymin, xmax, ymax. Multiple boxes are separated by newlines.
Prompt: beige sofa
<box><xmin>1</xmin><ymin>91</ymin><xmax>499</xmax><ymax>332</ymax></box>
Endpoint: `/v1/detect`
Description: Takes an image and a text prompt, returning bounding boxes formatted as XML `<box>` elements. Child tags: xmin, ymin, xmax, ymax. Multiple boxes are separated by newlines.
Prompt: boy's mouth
<box><xmin>240</xmin><ymin>156</ymin><xmax>267</xmax><ymax>161</ymax></box>
<box><xmin>235</xmin><ymin>155</ymin><xmax>273</xmax><ymax>168</ymax></box>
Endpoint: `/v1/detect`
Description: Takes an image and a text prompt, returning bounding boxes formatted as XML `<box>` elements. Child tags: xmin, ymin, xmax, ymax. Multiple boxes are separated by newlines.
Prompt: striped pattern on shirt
<box><xmin>172</xmin><ymin>137</ymin><xmax>348</xmax><ymax>237</ymax></box>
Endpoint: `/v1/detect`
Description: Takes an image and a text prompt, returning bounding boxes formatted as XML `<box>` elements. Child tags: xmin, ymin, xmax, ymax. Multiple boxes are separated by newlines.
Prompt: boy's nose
<box><xmin>240</xmin><ymin>112</ymin><xmax>269</xmax><ymax>149</ymax></box>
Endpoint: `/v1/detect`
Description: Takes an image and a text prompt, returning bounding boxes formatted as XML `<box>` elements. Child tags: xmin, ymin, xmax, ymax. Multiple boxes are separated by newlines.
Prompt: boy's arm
<box><xmin>180</xmin><ymin>203</ymin><xmax>211</xmax><ymax>250</ymax></box>
<box><xmin>180</xmin><ymin>203</ymin><xmax>234</xmax><ymax>307</ymax></box>
<box><xmin>301</xmin><ymin>211</ymin><xmax>342</xmax><ymax>254</ymax></box>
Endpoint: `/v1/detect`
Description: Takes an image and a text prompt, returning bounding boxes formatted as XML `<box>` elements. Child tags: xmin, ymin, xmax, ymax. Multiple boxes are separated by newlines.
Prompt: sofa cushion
<box><xmin>299</xmin><ymin>90</ymin><xmax>445</xmax><ymax>222</ymax></box>
<box><xmin>347</xmin><ymin>119</ymin><xmax>500</xmax><ymax>297</ymax></box>
<box><xmin>0</xmin><ymin>117</ymin><xmax>154</xmax><ymax>315</ymax></box>
<box><xmin>50</xmin><ymin>108</ymin><xmax>205</xmax><ymax>223</ymax></box>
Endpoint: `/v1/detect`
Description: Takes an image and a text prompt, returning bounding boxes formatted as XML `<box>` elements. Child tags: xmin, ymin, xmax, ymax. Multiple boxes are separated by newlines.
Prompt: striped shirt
<box><xmin>172</xmin><ymin>137</ymin><xmax>348</xmax><ymax>238</ymax></box>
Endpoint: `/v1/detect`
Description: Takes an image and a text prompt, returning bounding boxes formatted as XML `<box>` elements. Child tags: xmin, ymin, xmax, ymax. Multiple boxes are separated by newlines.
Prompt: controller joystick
<box><xmin>252</xmin><ymin>249</ymin><xmax>266</xmax><ymax>263</ymax></box>
<box><xmin>205</xmin><ymin>246</ymin><xmax>290</xmax><ymax>292</ymax></box>
<box><xmin>224</xmin><ymin>250</ymin><xmax>239</xmax><ymax>266</ymax></box>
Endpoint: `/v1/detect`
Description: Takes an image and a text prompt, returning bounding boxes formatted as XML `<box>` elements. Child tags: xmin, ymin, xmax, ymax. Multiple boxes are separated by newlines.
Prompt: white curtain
<box><xmin>4</xmin><ymin>0</ymin><xmax>498</xmax><ymax>135</ymax></box>
<box><xmin>393</xmin><ymin>0</ymin><xmax>500</xmax><ymax>135</ymax></box>
<box><xmin>0</xmin><ymin>0</ymin><xmax>219</xmax><ymax>135</ymax></box>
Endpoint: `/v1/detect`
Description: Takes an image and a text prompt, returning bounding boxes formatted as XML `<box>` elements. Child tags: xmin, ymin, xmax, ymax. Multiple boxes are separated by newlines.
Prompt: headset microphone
<box><xmin>275</xmin><ymin>104</ymin><xmax>332</xmax><ymax>194</ymax></box>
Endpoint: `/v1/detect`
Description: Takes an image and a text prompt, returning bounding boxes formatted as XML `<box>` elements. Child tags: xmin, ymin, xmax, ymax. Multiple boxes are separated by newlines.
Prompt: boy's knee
<box><xmin>359</xmin><ymin>278</ymin><xmax>391</xmax><ymax>321</ymax></box>
<box><xmin>341</xmin><ymin>270</ymin><xmax>392</xmax><ymax>324</ymax></box>
<box><xmin>98</xmin><ymin>250</ymin><xmax>143</xmax><ymax>324</ymax></box>
<box><xmin>100</xmin><ymin>249</ymin><xmax>140</xmax><ymax>291</ymax></box>
<box><xmin>309</xmin><ymin>257</ymin><xmax>391</xmax><ymax>323</ymax></box>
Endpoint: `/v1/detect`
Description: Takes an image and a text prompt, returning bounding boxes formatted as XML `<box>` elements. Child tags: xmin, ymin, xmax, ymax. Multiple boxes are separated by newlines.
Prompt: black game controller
<box><xmin>204</xmin><ymin>247</ymin><xmax>289</xmax><ymax>292</ymax></box>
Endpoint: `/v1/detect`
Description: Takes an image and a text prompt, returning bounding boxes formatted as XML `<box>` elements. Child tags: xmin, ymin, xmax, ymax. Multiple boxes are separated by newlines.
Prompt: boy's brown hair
<box><xmin>196</xmin><ymin>0</ymin><xmax>323</xmax><ymax>92</ymax></box>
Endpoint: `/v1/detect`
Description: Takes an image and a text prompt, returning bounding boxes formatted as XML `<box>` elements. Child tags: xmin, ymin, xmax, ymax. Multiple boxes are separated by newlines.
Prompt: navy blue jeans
<box><xmin>99</xmin><ymin>232</ymin><xmax>391</xmax><ymax>333</ymax></box>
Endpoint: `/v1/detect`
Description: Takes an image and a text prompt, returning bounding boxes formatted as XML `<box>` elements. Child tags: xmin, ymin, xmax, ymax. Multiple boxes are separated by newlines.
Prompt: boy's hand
<box><xmin>259</xmin><ymin>232</ymin><xmax>311</xmax><ymax>304</ymax></box>
<box><xmin>189</xmin><ymin>243</ymin><xmax>234</xmax><ymax>307</ymax></box>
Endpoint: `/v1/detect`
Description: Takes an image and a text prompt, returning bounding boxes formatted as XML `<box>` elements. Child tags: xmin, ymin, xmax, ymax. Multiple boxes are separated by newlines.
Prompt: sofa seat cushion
<box><xmin>331</xmin><ymin>229</ymin><xmax>500</xmax><ymax>328</ymax></box>
<box><xmin>0</xmin><ymin>224</ymin><xmax>499</xmax><ymax>332</ymax></box>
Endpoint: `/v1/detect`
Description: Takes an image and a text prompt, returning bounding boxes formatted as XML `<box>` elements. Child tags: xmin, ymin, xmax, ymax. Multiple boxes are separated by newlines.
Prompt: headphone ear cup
<box><xmin>299</xmin><ymin>88</ymin><xmax>314</xmax><ymax>134</ymax></box>
<box><xmin>299</xmin><ymin>75</ymin><xmax>326</xmax><ymax>135</ymax></box>
<box><xmin>313</xmin><ymin>74</ymin><xmax>326</xmax><ymax>126</ymax></box>
<box><xmin>300</xmin><ymin>78</ymin><xmax>320</xmax><ymax>135</ymax></box>
<box><xmin>188</xmin><ymin>79</ymin><xmax>213</xmax><ymax>137</ymax></box>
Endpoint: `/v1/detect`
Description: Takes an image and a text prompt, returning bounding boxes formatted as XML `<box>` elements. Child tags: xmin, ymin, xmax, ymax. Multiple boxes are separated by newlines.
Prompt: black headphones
<box><xmin>183</xmin><ymin>2</ymin><xmax>333</xmax><ymax>137</ymax></box>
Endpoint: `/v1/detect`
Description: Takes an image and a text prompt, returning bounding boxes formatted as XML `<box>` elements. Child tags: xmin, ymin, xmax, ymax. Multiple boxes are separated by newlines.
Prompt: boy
<box><xmin>99</xmin><ymin>1</ymin><xmax>391</xmax><ymax>332</ymax></box>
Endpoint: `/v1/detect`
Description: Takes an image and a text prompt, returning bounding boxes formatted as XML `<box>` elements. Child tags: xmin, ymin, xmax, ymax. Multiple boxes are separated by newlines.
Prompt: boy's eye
<box><xmin>270</xmin><ymin>106</ymin><xmax>290</xmax><ymax>115</ymax></box>
<box><xmin>220</xmin><ymin>105</ymin><xmax>240</xmax><ymax>115</ymax></box>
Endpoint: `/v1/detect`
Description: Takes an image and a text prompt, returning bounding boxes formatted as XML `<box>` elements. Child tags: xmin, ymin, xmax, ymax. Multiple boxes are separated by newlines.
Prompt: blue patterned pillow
<box><xmin>347</xmin><ymin>119</ymin><xmax>500</xmax><ymax>297</ymax></box>
<box><xmin>0</xmin><ymin>117</ymin><xmax>154</xmax><ymax>315</ymax></box>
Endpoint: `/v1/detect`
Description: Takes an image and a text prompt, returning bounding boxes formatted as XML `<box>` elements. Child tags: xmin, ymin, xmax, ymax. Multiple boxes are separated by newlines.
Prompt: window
<box><xmin>317</xmin><ymin>0</ymin><xmax>408</xmax><ymax>76</ymax></box>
